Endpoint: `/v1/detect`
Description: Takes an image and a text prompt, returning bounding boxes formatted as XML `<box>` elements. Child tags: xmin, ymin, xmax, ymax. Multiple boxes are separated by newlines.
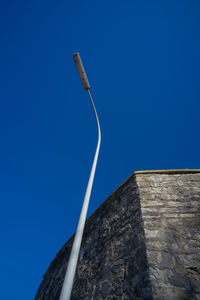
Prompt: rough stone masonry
<box><xmin>35</xmin><ymin>170</ymin><xmax>200</xmax><ymax>300</ymax></box>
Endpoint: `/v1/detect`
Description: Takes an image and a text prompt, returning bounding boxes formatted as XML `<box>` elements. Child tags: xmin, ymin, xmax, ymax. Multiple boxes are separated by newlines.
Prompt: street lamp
<box><xmin>59</xmin><ymin>53</ymin><xmax>101</xmax><ymax>300</ymax></box>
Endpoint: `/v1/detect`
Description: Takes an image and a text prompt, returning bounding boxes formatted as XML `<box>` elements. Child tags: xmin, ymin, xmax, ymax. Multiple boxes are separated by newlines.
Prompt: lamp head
<box><xmin>73</xmin><ymin>52</ymin><xmax>90</xmax><ymax>90</ymax></box>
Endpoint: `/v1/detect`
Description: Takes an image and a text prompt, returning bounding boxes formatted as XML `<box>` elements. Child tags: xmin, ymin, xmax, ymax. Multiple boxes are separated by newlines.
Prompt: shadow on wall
<box><xmin>35</xmin><ymin>175</ymin><xmax>153</xmax><ymax>299</ymax></box>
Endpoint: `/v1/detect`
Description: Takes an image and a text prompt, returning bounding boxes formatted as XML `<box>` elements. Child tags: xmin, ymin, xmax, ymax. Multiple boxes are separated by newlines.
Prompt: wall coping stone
<box><xmin>134</xmin><ymin>169</ymin><xmax>200</xmax><ymax>175</ymax></box>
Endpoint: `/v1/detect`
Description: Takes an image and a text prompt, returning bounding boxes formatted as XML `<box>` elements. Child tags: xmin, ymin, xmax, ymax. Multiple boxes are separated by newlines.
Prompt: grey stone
<box><xmin>35</xmin><ymin>170</ymin><xmax>200</xmax><ymax>300</ymax></box>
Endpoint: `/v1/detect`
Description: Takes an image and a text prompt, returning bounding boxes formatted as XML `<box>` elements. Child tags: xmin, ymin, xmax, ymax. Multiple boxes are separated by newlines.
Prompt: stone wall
<box><xmin>35</xmin><ymin>170</ymin><xmax>200</xmax><ymax>300</ymax></box>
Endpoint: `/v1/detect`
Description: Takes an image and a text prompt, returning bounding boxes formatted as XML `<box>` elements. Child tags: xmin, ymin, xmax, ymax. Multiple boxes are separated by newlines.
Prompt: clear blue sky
<box><xmin>0</xmin><ymin>1</ymin><xmax>200</xmax><ymax>299</ymax></box>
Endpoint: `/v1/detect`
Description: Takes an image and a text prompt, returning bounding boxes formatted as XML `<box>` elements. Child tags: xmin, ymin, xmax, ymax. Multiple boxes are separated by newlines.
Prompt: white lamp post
<box><xmin>59</xmin><ymin>53</ymin><xmax>101</xmax><ymax>300</ymax></box>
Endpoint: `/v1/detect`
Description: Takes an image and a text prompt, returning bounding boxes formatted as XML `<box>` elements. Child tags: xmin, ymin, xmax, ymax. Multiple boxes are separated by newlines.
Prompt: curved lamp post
<box><xmin>59</xmin><ymin>53</ymin><xmax>101</xmax><ymax>300</ymax></box>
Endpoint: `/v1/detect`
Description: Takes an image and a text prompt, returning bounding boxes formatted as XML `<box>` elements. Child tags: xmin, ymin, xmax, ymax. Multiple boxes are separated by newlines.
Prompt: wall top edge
<box><xmin>134</xmin><ymin>169</ymin><xmax>200</xmax><ymax>175</ymax></box>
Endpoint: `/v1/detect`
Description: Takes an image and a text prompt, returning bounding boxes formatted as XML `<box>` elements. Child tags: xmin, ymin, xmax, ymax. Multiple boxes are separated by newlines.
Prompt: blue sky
<box><xmin>0</xmin><ymin>1</ymin><xmax>200</xmax><ymax>299</ymax></box>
